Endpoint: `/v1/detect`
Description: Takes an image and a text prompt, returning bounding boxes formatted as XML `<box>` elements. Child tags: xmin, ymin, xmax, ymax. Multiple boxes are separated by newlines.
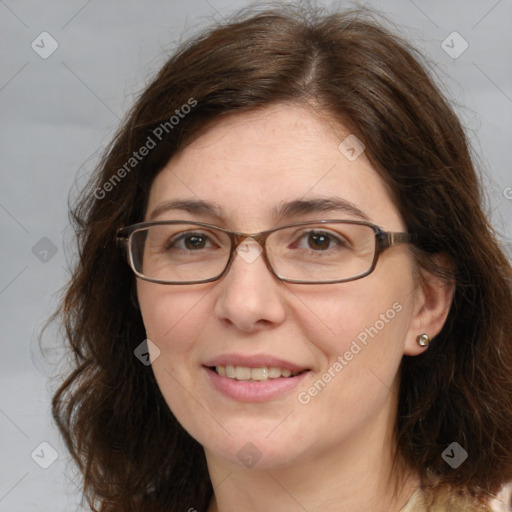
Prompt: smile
<box><xmin>204</xmin><ymin>366</ymin><xmax>310</xmax><ymax>402</ymax></box>
<box><xmin>213</xmin><ymin>365</ymin><xmax>304</xmax><ymax>381</ymax></box>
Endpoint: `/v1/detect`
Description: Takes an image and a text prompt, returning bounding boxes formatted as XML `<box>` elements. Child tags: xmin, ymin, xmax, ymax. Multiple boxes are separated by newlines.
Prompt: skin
<box><xmin>137</xmin><ymin>103</ymin><xmax>454</xmax><ymax>512</ymax></box>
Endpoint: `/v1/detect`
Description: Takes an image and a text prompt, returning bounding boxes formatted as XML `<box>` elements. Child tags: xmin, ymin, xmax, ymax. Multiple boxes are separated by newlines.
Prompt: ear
<box><xmin>404</xmin><ymin>254</ymin><xmax>455</xmax><ymax>356</ymax></box>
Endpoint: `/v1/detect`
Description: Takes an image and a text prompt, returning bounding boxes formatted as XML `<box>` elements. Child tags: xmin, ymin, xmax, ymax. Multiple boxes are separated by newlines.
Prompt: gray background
<box><xmin>1</xmin><ymin>0</ymin><xmax>511</xmax><ymax>510</ymax></box>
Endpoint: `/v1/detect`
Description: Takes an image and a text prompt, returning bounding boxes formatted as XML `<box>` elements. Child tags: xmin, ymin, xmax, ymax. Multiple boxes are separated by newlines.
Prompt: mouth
<box><xmin>208</xmin><ymin>365</ymin><xmax>307</xmax><ymax>381</ymax></box>
<box><xmin>204</xmin><ymin>364</ymin><xmax>310</xmax><ymax>402</ymax></box>
<box><xmin>202</xmin><ymin>355</ymin><xmax>311</xmax><ymax>401</ymax></box>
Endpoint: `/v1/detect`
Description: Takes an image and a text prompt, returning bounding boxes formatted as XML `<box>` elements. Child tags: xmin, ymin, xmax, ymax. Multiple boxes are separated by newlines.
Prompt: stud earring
<box><xmin>417</xmin><ymin>334</ymin><xmax>430</xmax><ymax>347</ymax></box>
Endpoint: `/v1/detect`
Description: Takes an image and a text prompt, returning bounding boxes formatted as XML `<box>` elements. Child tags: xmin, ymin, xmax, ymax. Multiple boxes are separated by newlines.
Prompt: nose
<box><xmin>213</xmin><ymin>238</ymin><xmax>286</xmax><ymax>332</ymax></box>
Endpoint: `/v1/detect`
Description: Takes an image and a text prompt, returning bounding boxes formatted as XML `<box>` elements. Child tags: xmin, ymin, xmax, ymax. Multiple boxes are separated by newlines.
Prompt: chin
<box><xmin>200</xmin><ymin>427</ymin><xmax>312</xmax><ymax>471</ymax></box>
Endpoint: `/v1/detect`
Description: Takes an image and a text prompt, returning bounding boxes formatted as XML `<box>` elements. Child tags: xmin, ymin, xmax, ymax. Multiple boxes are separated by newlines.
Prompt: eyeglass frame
<box><xmin>116</xmin><ymin>219</ymin><xmax>416</xmax><ymax>285</ymax></box>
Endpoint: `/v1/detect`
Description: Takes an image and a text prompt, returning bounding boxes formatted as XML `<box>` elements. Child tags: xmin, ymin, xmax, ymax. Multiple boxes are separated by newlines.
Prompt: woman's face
<box><xmin>137</xmin><ymin>104</ymin><xmax>423</xmax><ymax>471</ymax></box>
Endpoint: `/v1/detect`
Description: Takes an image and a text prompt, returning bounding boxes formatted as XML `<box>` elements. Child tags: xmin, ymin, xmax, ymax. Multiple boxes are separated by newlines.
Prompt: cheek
<box><xmin>136</xmin><ymin>283</ymin><xmax>215</xmax><ymax>436</ymax></box>
<box><xmin>293</xmin><ymin>286</ymin><xmax>413</xmax><ymax>424</ymax></box>
<box><xmin>136</xmin><ymin>284</ymin><xmax>216</xmax><ymax>389</ymax></box>
<box><xmin>294</xmin><ymin>267</ymin><xmax>415</xmax><ymax>378</ymax></box>
<box><xmin>299</xmin><ymin>288</ymin><xmax>408</xmax><ymax>349</ymax></box>
<box><xmin>137</xmin><ymin>283</ymin><xmax>210</xmax><ymax>343</ymax></box>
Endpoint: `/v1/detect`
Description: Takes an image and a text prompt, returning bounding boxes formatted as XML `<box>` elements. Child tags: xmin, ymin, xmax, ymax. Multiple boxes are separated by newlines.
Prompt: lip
<box><xmin>202</xmin><ymin>353</ymin><xmax>310</xmax><ymax>403</ymax></box>
<box><xmin>203</xmin><ymin>354</ymin><xmax>308</xmax><ymax>373</ymax></box>
<box><xmin>204</xmin><ymin>366</ymin><xmax>310</xmax><ymax>402</ymax></box>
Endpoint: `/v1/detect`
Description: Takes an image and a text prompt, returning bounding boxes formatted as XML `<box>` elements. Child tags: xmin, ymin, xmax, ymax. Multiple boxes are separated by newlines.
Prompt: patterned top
<box><xmin>400</xmin><ymin>486</ymin><xmax>512</xmax><ymax>512</ymax></box>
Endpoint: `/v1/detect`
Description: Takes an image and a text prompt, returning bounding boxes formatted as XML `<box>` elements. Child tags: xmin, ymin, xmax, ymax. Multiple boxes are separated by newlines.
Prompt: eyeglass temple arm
<box><xmin>116</xmin><ymin>232</ymin><xmax>129</xmax><ymax>254</ymax></box>
<box><xmin>378</xmin><ymin>231</ymin><xmax>416</xmax><ymax>250</ymax></box>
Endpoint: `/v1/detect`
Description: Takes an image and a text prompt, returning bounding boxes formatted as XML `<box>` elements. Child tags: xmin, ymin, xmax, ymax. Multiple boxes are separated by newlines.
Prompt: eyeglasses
<box><xmin>116</xmin><ymin>220</ymin><xmax>415</xmax><ymax>285</ymax></box>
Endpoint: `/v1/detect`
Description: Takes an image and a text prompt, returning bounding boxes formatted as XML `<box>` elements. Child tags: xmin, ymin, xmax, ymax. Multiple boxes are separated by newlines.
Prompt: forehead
<box><xmin>146</xmin><ymin>104</ymin><xmax>403</xmax><ymax>231</ymax></box>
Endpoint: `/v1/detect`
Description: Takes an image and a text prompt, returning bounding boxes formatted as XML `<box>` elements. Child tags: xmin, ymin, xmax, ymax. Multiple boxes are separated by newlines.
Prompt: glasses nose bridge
<box><xmin>231</xmin><ymin>230</ymin><xmax>268</xmax><ymax>248</ymax></box>
<box><xmin>227</xmin><ymin>230</ymin><xmax>275</xmax><ymax>275</ymax></box>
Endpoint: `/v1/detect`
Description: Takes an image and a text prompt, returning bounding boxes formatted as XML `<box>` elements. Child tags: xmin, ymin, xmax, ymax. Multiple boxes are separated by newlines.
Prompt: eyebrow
<box><xmin>149</xmin><ymin>199</ymin><xmax>223</xmax><ymax>221</ymax></box>
<box><xmin>274</xmin><ymin>198</ymin><xmax>370</xmax><ymax>221</ymax></box>
<box><xmin>148</xmin><ymin>197</ymin><xmax>369</xmax><ymax>222</ymax></box>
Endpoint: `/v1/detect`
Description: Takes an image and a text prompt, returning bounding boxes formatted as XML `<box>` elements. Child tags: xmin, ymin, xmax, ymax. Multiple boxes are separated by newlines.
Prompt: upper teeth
<box><xmin>216</xmin><ymin>365</ymin><xmax>300</xmax><ymax>381</ymax></box>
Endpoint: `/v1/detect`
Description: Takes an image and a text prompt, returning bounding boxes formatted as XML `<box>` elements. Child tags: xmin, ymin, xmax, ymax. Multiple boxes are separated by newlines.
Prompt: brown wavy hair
<box><xmin>50</xmin><ymin>4</ymin><xmax>512</xmax><ymax>511</ymax></box>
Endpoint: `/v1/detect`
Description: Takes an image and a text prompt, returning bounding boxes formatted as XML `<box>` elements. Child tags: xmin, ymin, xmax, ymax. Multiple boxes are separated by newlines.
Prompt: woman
<box><xmin>52</xmin><ymin>5</ymin><xmax>512</xmax><ymax>511</ymax></box>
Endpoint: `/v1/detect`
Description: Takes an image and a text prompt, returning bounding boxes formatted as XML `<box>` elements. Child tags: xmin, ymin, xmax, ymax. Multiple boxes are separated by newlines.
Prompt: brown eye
<box><xmin>184</xmin><ymin>235</ymin><xmax>207</xmax><ymax>250</ymax></box>
<box><xmin>308</xmin><ymin>233</ymin><xmax>331</xmax><ymax>250</ymax></box>
<box><xmin>165</xmin><ymin>231</ymin><xmax>215</xmax><ymax>251</ymax></box>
